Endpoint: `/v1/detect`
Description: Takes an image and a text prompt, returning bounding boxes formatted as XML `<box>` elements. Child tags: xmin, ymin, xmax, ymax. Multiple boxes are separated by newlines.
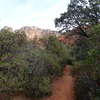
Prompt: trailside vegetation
<box><xmin>0</xmin><ymin>29</ymin><xmax>73</xmax><ymax>98</ymax></box>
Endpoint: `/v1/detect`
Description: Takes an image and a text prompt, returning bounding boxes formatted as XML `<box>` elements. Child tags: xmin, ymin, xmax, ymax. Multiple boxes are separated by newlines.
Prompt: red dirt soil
<box><xmin>1</xmin><ymin>66</ymin><xmax>75</xmax><ymax>100</ymax></box>
<box><xmin>40</xmin><ymin>66</ymin><xmax>75</xmax><ymax>100</ymax></box>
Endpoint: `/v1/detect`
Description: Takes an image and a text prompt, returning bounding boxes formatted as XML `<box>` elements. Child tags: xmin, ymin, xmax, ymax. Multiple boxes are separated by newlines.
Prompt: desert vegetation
<box><xmin>0</xmin><ymin>0</ymin><xmax>100</xmax><ymax>100</ymax></box>
<box><xmin>55</xmin><ymin>0</ymin><xmax>100</xmax><ymax>99</ymax></box>
<box><xmin>0</xmin><ymin>28</ymin><xmax>73</xmax><ymax>99</ymax></box>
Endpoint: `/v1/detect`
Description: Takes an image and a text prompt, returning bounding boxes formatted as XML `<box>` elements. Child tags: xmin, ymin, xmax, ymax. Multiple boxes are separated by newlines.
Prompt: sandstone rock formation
<box><xmin>1</xmin><ymin>26</ymin><xmax>60</xmax><ymax>40</ymax></box>
<box><xmin>15</xmin><ymin>26</ymin><xmax>60</xmax><ymax>40</ymax></box>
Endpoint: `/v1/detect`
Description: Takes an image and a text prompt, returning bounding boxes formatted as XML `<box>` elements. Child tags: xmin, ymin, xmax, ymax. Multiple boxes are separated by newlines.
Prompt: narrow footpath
<box><xmin>40</xmin><ymin>66</ymin><xmax>75</xmax><ymax>100</ymax></box>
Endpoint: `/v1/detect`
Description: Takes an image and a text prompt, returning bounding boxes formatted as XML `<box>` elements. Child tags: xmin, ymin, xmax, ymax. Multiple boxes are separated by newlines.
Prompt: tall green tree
<box><xmin>85</xmin><ymin>0</ymin><xmax>100</xmax><ymax>25</ymax></box>
<box><xmin>55</xmin><ymin>0</ymin><xmax>100</xmax><ymax>37</ymax></box>
<box><xmin>73</xmin><ymin>24</ymin><xmax>100</xmax><ymax>100</ymax></box>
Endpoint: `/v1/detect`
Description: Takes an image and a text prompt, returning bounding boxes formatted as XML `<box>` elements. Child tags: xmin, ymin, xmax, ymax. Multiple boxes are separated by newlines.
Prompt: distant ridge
<box><xmin>1</xmin><ymin>26</ymin><xmax>60</xmax><ymax>40</ymax></box>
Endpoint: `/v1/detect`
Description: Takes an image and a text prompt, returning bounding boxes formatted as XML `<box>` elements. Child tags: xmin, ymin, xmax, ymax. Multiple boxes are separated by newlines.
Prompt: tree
<box><xmin>55</xmin><ymin>0</ymin><xmax>100</xmax><ymax>37</ymax></box>
<box><xmin>73</xmin><ymin>24</ymin><xmax>100</xmax><ymax>100</ymax></box>
<box><xmin>83</xmin><ymin>0</ymin><xmax>100</xmax><ymax>25</ymax></box>
<box><xmin>0</xmin><ymin>29</ymin><xmax>27</xmax><ymax>57</ymax></box>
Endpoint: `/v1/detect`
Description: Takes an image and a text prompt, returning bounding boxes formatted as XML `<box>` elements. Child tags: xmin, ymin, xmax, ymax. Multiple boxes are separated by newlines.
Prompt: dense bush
<box><xmin>73</xmin><ymin>24</ymin><xmax>100</xmax><ymax>100</ymax></box>
<box><xmin>0</xmin><ymin>30</ymin><xmax>73</xmax><ymax>98</ymax></box>
<box><xmin>0</xmin><ymin>47</ymin><xmax>62</xmax><ymax>97</ymax></box>
<box><xmin>21</xmin><ymin>48</ymin><xmax>62</xmax><ymax>97</ymax></box>
<box><xmin>0</xmin><ymin>30</ymin><xmax>27</xmax><ymax>57</ymax></box>
<box><xmin>46</xmin><ymin>36</ymin><xmax>73</xmax><ymax>66</ymax></box>
<box><xmin>72</xmin><ymin>37</ymin><xmax>90</xmax><ymax>61</ymax></box>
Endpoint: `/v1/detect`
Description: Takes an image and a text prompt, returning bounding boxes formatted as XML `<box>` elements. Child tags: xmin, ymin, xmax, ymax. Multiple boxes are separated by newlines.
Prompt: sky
<box><xmin>0</xmin><ymin>0</ymin><xmax>70</xmax><ymax>30</ymax></box>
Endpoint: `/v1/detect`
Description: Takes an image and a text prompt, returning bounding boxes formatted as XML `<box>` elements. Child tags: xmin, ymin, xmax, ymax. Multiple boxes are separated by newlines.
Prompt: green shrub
<box><xmin>0</xmin><ymin>30</ymin><xmax>27</xmax><ymax>57</ymax></box>
<box><xmin>73</xmin><ymin>24</ymin><xmax>100</xmax><ymax>100</ymax></box>
<box><xmin>21</xmin><ymin>48</ymin><xmax>62</xmax><ymax>77</ymax></box>
<box><xmin>88</xmin><ymin>24</ymin><xmax>100</xmax><ymax>35</ymax></box>
<box><xmin>24</xmin><ymin>76</ymin><xmax>51</xmax><ymax>98</ymax></box>
<box><xmin>46</xmin><ymin>36</ymin><xmax>73</xmax><ymax>66</ymax></box>
<box><xmin>0</xmin><ymin>31</ymin><xmax>71</xmax><ymax>98</ymax></box>
<box><xmin>0</xmin><ymin>44</ymin><xmax>62</xmax><ymax>98</ymax></box>
<box><xmin>72</xmin><ymin>37</ymin><xmax>90</xmax><ymax>61</ymax></box>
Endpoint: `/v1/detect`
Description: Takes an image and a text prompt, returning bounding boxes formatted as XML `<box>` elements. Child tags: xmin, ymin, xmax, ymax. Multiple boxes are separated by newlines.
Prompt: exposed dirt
<box><xmin>39</xmin><ymin>66</ymin><xmax>75</xmax><ymax>100</ymax></box>
<box><xmin>1</xmin><ymin>66</ymin><xmax>75</xmax><ymax>100</ymax></box>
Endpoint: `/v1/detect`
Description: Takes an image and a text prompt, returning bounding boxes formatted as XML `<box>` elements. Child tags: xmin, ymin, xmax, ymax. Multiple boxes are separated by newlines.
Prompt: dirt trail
<box><xmin>6</xmin><ymin>66</ymin><xmax>75</xmax><ymax>100</ymax></box>
<box><xmin>40</xmin><ymin>66</ymin><xmax>75</xmax><ymax>100</ymax></box>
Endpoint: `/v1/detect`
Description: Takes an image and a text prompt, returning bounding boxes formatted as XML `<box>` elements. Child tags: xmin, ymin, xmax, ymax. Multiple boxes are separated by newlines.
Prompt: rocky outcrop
<box><xmin>15</xmin><ymin>26</ymin><xmax>60</xmax><ymax>40</ymax></box>
<box><xmin>1</xmin><ymin>26</ymin><xmax>60</xmax><ymax>40</ymax></box>
<box><xmin>58</xmin><ymin>34</ymin><xmax>81</xmax><ymax>46</ymax></box>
